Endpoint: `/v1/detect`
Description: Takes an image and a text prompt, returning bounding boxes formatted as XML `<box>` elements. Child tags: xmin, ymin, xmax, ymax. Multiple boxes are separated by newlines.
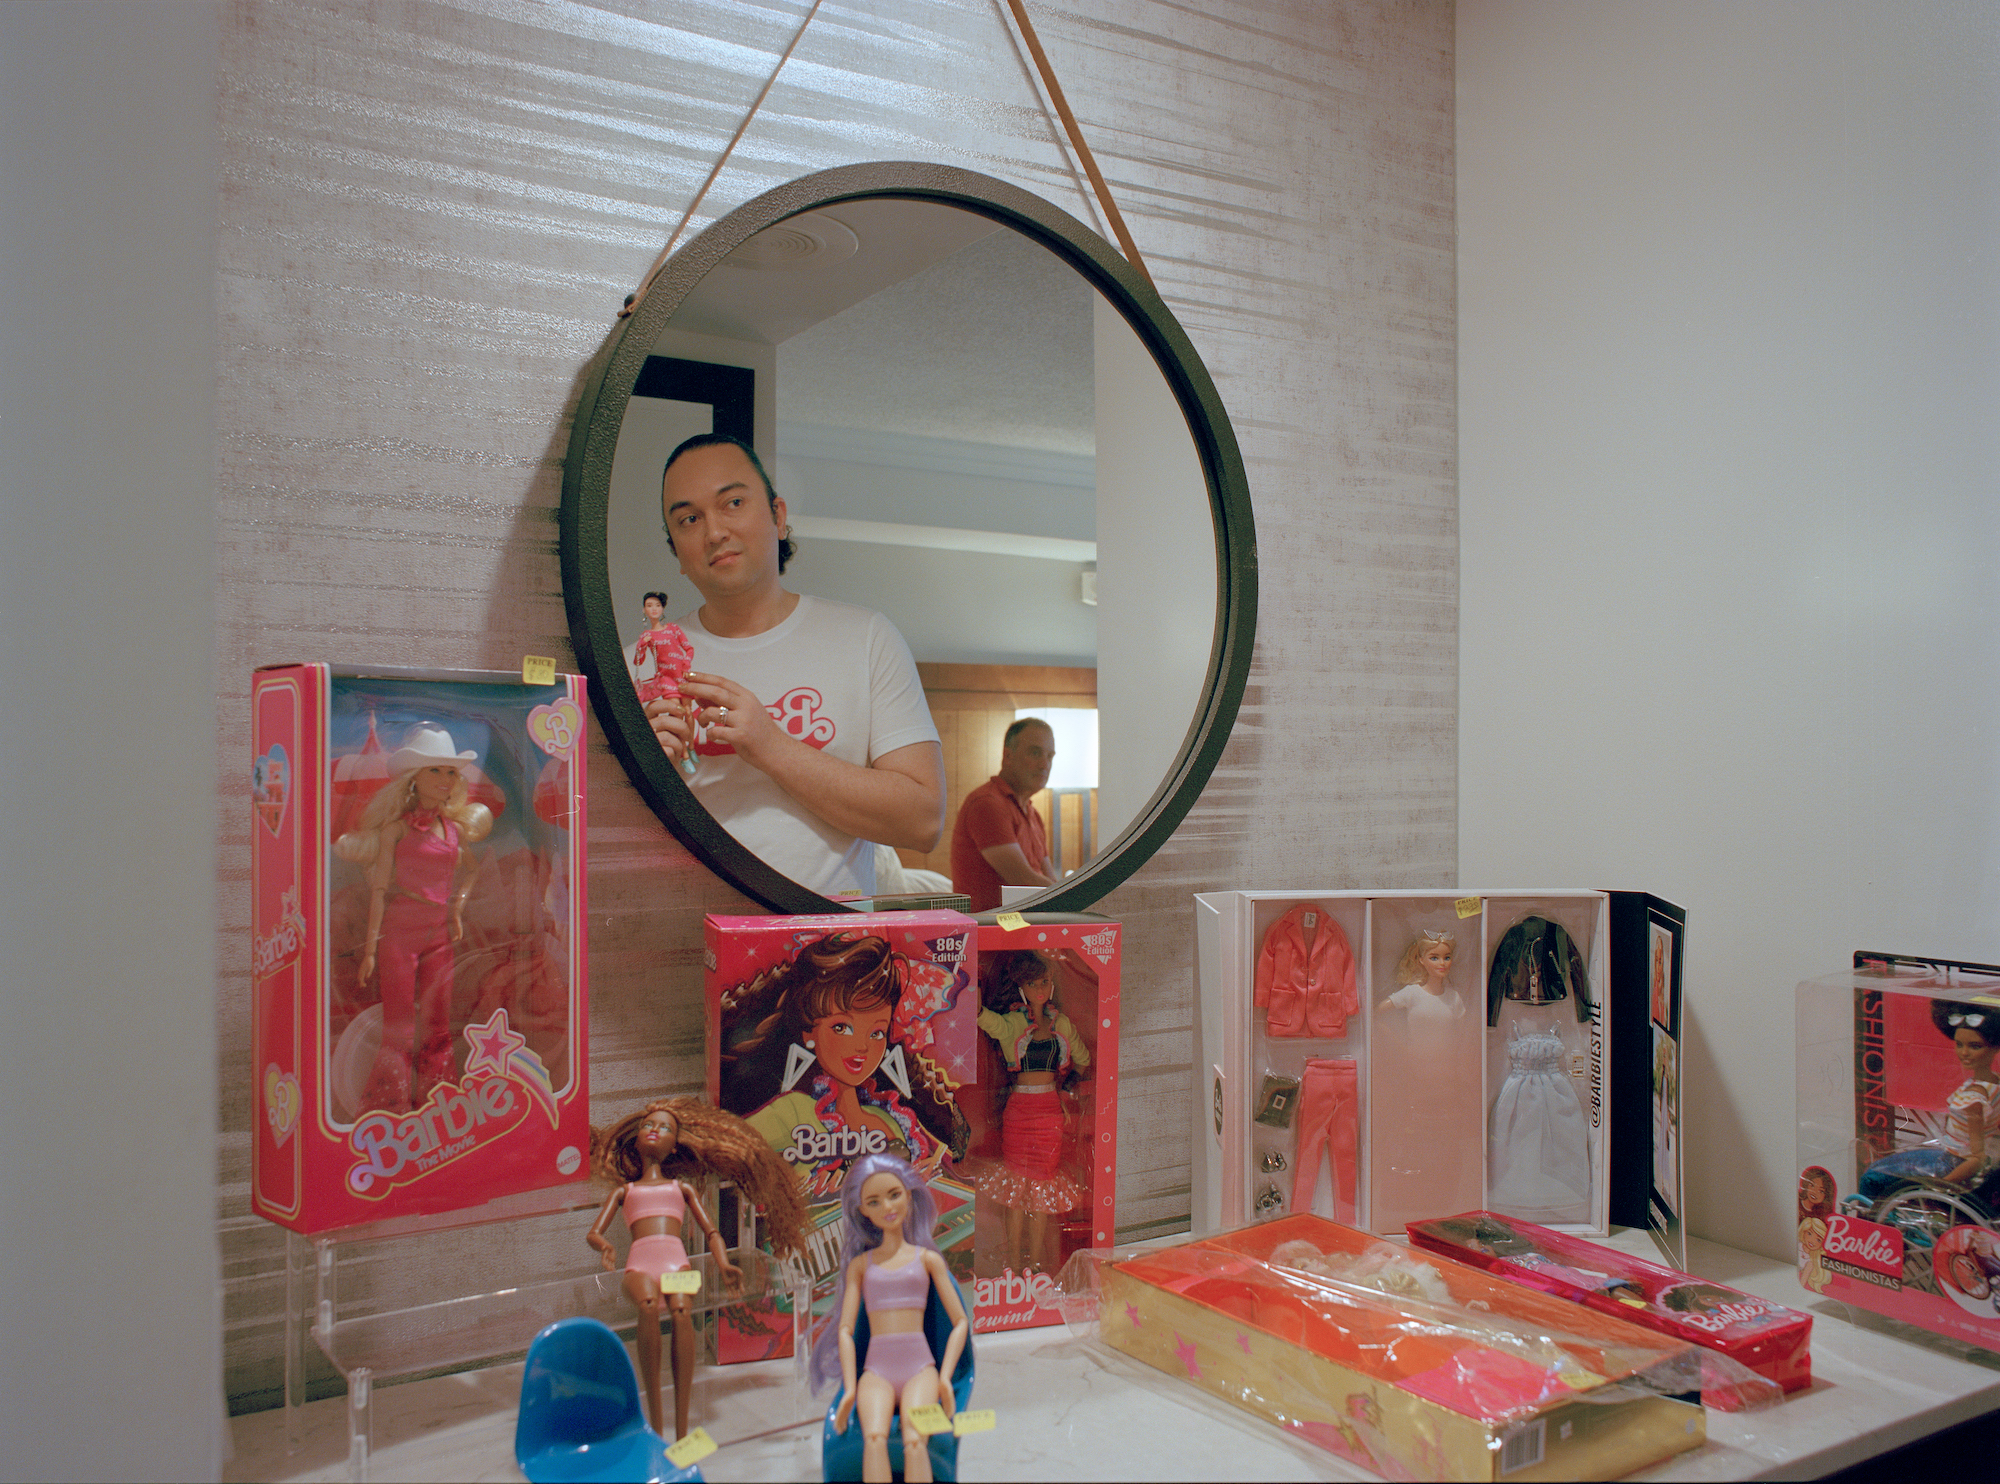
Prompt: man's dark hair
<box><xmin>1003</xmin><ymin>717</ymin><xmax>1053</xmax><ymax>749</ymax></box>
<box><xmin>641</xmin><ymin>590</ymin><xmax>669</xmax><ymax>607</ymax></box>
<box><xmin>662</xmin><ymin>432</ymin><xmax>793</xmax><ymax>573</ymax></box>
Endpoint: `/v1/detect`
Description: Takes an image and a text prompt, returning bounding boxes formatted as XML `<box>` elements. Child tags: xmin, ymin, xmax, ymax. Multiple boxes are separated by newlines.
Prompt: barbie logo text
<box><xmin>1822</xmin><ymin>1214</ymin><xmax>1903</xmax><ymax>1279</ymax></box>
<box><xmin>974</xmin><ymin>1268</ymin><xmax>1058</xmax><ymax>1314</ymax></box>
<box><xmin>1674</xmin><ymin>1299</ymin><xmax>1771</xmax><ymax>1335</ymax></box>
<box><xmin>784</xmin><ymin>1122</ymin><xmax>887</xmax><ymax>1165</ymax></box>
<box><xmin>346</xmin><ymin>1075</ymin><xmax>523</xmax><ymax>1195</ymax></box>
<box><xmin>252</xmin><ymin>890</ymin><xmax>309</xmax><ymax>981</ymax></box>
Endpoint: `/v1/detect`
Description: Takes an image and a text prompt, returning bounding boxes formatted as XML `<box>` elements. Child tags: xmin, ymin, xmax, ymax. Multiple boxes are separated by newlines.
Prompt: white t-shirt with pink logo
<box><xmin>678</xmin><ymin>595</ymin><xmax>939</xmax><ymax>896</ymax></box>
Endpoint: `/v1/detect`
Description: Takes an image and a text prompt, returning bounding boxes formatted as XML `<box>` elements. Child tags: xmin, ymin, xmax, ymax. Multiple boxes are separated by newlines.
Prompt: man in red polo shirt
<box><xmin>950</xmin><ymin>718</ymin><xmax>1059</xmax><ymax>911</ymax></box>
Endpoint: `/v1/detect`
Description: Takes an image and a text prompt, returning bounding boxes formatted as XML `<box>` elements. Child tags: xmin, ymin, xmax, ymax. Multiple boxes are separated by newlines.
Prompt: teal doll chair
<box><xmin>515</xmin><ymin>1317</ymin><xmax>703</xmax><ymax>1483</ymax></box>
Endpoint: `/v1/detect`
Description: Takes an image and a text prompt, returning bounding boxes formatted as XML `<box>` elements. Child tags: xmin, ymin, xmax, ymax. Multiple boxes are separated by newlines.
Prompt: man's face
<box><xmin>642</xmin><ymin>596</ymin><xmax>665</xmax><ymax>625</ymax></box>
<box><xmin>999</xmin><ymin>723</ymin><xmax>1055</xmax><ymax>798</ymax></box>
<box><xmin>662</xmin><ymin>444</ymin><xmax>787</xmax><ymax>601</ymax></box>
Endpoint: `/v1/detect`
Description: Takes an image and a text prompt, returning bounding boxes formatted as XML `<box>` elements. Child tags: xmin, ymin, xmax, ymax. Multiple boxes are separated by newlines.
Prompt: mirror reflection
<box><xmin>603</xmin><ymin>198</ymin><xmax>1215</xmax><ymax>907</ymax></box>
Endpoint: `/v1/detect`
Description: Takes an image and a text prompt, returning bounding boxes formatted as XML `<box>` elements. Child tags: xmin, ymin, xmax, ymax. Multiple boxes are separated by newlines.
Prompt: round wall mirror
<box><xmin>561</xmin><ymin>162</ymin><xmax>1255</xmax><ymax>914</ymax></box>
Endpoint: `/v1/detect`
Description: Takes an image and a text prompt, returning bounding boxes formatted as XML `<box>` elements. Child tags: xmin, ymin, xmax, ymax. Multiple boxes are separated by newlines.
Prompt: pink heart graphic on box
<box><xmin>527</xmin><ymin>699</ymin><xmax>582</xmax><ymax>762</ymax></box>
<box><xmin>252</xmin><ymin>743</ymin><xmax>290</xmax><ymax>837</ymax></box>
<box><xmin>263</xmin><ymin>1062</ymin><xmax>300</xmax><ymax>1146</ymax></box>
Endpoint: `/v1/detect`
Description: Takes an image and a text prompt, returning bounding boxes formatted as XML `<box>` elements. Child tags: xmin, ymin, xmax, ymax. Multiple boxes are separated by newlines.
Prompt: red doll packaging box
<box><xmin>250</xmin><ymin>664</ymin><xmax>590</xmax><ymax>1234</ymax></box>
<box><xmin>1796</xmin><ymin>955</ymin><xmax>2000</xmax><ymax>1350</ymax></box>
<box><xmin>704</xmin><ymin>910</ymin><xmax>1120</xmax><ymax>1357</ymax></box>
<box><xmin>1407</xmin><ymin>1211</ymin><xmax>1812</xmax><ymax>1402</ymax></box>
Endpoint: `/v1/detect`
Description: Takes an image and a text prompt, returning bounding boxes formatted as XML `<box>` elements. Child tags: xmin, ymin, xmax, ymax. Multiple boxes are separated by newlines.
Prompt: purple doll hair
<box><xmin>806</xmin><ymin>1153</ymin><xmax>952</xmax><ymax>1394</ymax></box>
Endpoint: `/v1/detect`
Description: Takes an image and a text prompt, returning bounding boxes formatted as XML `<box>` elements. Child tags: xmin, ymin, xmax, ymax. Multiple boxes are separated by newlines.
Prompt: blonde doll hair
<box><xmin>1392</xmin><ymin>931</ymin><xmax>1454</xmax><ymax>988</ymax></box>
<box><xmin>335</xmin><ymin>765</ymin><xmax>493</xmax><ymax>864</ymax></box>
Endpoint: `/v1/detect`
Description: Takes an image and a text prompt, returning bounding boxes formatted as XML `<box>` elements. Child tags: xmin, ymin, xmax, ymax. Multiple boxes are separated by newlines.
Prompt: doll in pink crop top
<box><xmin>587</xmin><ymin>1098</ymin><xmax>808</xmax><ymax>1440</ymax></box>
<box><xmin>334</xmin><ymin>723</ymin><xmax>494</xmax><ymax>1113</ymax></box>
<box><xmin>810</xmin><ymin>1154</ymin><xmax>972</xmax><ymax>1484</ymax></box>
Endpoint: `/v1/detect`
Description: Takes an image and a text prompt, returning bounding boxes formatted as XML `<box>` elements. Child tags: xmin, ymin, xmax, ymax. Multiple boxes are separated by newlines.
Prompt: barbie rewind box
<box><xmin>250</xmin><ymin>664</ymin><xmax>590</xmax><ymax>1234</ymax></box>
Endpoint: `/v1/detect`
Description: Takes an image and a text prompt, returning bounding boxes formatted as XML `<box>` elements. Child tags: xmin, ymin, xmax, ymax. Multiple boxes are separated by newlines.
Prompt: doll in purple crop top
<box><xmin>335</xmin><ymin>723</ymin><xmax>493</xmax><ymax>1113</ymax></box>
<box><xmin>809</xmin><ymin>1154</ymin><xmax>971</xmax><ymax>1483</ymax></box>
<box><xmin>587</xmin><ymin>1098</ymin><xmax>808</xmax><ymax>1439</ymax></box>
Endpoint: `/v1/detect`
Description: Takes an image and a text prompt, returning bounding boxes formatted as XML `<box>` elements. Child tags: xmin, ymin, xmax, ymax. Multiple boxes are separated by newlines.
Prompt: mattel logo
<box><xmin>1823</xmin><ymin>1213</ymin><xmax>1904</xmax><ymax>1281</ymax></box>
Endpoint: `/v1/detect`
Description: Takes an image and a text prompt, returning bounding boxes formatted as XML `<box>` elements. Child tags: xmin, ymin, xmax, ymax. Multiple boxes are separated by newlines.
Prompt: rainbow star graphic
<box><xmin>1173</xmin><ymin>1332</ymin><xmax>1202</xmax><ymax>1380</ymax></box>
<box><xmin>464</xmin><ymin>1008</ymin><xmax>559</xmax><ymax>1128</ymax></box>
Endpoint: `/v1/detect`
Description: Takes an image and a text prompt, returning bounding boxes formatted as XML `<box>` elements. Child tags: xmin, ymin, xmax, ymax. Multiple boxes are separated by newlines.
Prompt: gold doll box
<box><xmin>1096</xmin><ymin>1215</ymin><xmax>1705</xmax><ymax>1481</ymax></box>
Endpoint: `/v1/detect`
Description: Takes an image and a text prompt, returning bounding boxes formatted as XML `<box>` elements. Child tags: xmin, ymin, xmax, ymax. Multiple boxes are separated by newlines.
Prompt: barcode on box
<box><xmin>1499</xmin><ymin>1420</ymin><xmax>1546</xmax><ymax>1475</ymax></box>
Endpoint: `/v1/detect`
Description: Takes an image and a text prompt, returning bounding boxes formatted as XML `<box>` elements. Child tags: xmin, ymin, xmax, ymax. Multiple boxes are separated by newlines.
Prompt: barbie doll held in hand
<box><xmin>811</xmin><ymin>1154</ymin><xmax>972</xmax><ymax>1484</ymax></box>
<box><xmin>629</xmin><ymin>590</ymin><xmax>698</xmax><ymax>778</ymax></box>
<box><xmin>586</xmin><ymin>1097</ymin><xmax>808</xmax><ymax>1439</ymax></box>
<box><xmin>334</xmin><ymin>723</ymin><xmax>493</xmax><ymax>1112</ymax></box>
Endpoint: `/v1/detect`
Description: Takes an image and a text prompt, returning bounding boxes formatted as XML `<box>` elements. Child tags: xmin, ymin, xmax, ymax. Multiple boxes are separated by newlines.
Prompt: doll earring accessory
<box><xmin>1261</xmin><ymin>1150</ymin><xmax>1288</xmax><ymax>1173</ymax></box>
<box><xmin>878</xmin><ymin>1044</ymin><xmax>912</xmax><ymax>1099</ymax></box>
<box><xmin>781</xmin><ymin>1043</ymin><xmax>815</xmax><ymax>1092</ymax></box>
<box><xmin>1255</xmin><ymin>1184</ymin><xmax>1286</xmax><ymax>1216</ymax></box>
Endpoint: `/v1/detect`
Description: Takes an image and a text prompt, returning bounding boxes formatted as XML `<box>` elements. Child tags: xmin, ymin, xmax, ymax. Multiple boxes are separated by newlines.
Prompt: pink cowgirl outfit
<box><xmin>622</xmin><ymin>1180</ymin><xmax>692</xmax><ymax>1277</ymax></box>
<box><xmin>861</xmin><ymin>1255</ymin><xmax>938</xmax><ymax>1390</ymax></box>
<box><xmin>362</xmin><ymin>814</ymin><xmax>460</xmax><ymax>1110</ymax></box>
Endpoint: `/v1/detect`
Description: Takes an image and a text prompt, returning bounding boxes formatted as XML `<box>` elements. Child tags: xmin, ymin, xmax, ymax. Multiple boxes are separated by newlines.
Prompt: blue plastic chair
<box><xmin>820</xmin><ymin>1272</ymin><xmax>976</xmax><ymax>1482</ymax></box>
<box><xmin>515</xmin><ymin>1317</ymin><xmax>702</xmax><ymax>1483</ymax></box>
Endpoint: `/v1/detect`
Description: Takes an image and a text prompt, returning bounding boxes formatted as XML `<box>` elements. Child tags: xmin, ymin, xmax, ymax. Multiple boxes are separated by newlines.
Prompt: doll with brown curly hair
<box><xmin>585</xmin><ymin>1097</ymin><xmax>808</xmax><ymax>1439</ymax></box>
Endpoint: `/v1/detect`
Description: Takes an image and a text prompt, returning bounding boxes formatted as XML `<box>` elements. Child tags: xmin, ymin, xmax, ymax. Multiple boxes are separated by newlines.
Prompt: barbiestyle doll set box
<box><xmin>703</xmin><ymin>910</ymin><xmax>1119</xmax><ymax>1359</ymax></box>
<box><xmin>250</xmin><ymin>664</ymin><xmax>590</xmax><ymax>1234</ymax></box>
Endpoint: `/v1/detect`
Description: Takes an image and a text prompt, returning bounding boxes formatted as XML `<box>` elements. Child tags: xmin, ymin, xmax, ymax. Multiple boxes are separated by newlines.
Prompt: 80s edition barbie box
<box><xmin>250</xmin><ymin>664</ymin><xmax>589</xmax><ymax>1235</ymax></box>
<box><xmin>1796</xmin><ymin>954</ymin><xmax>2000</xmax><ymax>1350</ymax></box>
<box><xmin>704</xmin><ymin>911</ymin><xmax>1119</xmax><ymax>1358</ymax></box>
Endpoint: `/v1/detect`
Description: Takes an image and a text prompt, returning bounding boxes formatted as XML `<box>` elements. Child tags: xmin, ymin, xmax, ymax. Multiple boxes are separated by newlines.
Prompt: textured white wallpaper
<box><xmin>214</xmin><ymin>0</ymin><xmax>1454</xmax><ymax>1407</ymax></box>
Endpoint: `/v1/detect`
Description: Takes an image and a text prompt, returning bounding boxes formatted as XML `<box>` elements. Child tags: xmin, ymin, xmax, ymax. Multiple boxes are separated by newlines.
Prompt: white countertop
<box><xmin>224</xmin><ymin>1230</ymin><xmax>2000</xmax><ymax>1482</ymax></box>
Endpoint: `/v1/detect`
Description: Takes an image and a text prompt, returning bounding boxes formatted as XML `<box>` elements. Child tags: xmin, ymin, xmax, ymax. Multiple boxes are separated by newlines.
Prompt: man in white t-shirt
<box><xmin>645</xmin><ymin>434</ymin><xmax>943</xmax><ymax>896</ymax></box>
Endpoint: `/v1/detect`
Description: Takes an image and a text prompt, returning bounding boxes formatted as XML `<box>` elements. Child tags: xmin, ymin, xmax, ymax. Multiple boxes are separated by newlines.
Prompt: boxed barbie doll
<box><xmin>706</xmin><ymin>911</ymin><xmax>978</xmax><ymax>1362</ymax></box>
<box><xmin>960</xmin><ymin>914</ymin><xmax>1120</xmax><ymax>1332</ymax></box>
<box><xmin>704</xmin><ymin>911</ymin><xmax>1120</xmax><ymax>1355</ymax></box>
<box><xmin>1408</xmin><ymin>1211</ymin><xmax>1811</xmax><ymax>1402</ymax></box>
<box><xmin>1069</xmin><ymin>1215</ymin><xmax>1705</xmax><ymax>1481</ymax></box>
<box><xmin>1796</xmin><ymin>955</ymin><xmax>2000</xmax><ymax>1350</ymax></box>
<box><xmin>250</xmin><ymin>664</ymin><xmax>589</xmax><ymax>1234</ymax></box>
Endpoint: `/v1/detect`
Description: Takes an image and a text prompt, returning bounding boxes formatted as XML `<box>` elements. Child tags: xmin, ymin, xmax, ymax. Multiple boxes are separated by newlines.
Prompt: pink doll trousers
<box><xmin>1290</xmin><ymin>1057</ymin><xmax>1358</xmax><ymax>1221</ymax></box>
<box><xmin>364</xmin><ymin>895</ymin><xmax>456</xmax><ymax>1108</ymax></box>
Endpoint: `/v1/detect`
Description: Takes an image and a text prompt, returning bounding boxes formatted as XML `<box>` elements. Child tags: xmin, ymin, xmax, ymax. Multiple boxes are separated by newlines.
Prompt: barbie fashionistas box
<box><xmin>250</xmin><ymin>664</ymin><xmax>589</xmax><ymax>1234</ymax></box>
<box><xmin>1796</xmin><ymin>956</ymin><xmax>2000</xmax><ymax>1350</ymax></box>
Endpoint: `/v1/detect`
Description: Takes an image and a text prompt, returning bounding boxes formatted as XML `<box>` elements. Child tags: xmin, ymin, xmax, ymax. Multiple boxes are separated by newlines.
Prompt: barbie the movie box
<box><xmin>704</xmin><ymin>911</ymin><xmax>1119</xmax><ymax>1358</ymax></box>
<box><xmin>250</xmin><ymin>664</ymin><xmax>590</xmax><ymax>1235</ymax></box>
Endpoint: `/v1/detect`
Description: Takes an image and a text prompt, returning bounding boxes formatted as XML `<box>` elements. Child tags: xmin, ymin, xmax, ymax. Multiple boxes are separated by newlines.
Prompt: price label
<box><xmin>953</xmin><ymin>1408</ymin><xmax>996</xmax><ymax>1437</ymax></box>
<box><xmin>904</xmin><ymin>1404</ymin><xmax>951</xmax><ymax>1436</ymax></box>
<box><xmin>521</xmin><ymin>655</ymin><xmax>557</xmax><ymax>686</ymax></box>
<box><xmin>665</xmin><ymin>1427</ymin><xmax>717</xmax><ymax>1468</ymax></box>
<box><xmin>659</xmin><ymin>1269</ymin><xmax>703</xmax><ymax>1294</ymax></box>
<box><xmin>995</xmin><ymin>911</ymin><xmax>1029</xmax><ymax>932</ymax></box>
<box><xmin>1557</xmin><ymin>1367</ymin><xmax>1605</xmax><ymax>1391</ymax></box>
<box><xmin>1454</xmin><ymin>896</ymin><xmax>1482</xmax><ymax>919</ymax></box>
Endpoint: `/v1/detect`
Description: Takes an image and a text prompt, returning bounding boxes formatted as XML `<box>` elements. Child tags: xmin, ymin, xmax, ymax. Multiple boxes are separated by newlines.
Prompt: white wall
<box><xmin>0</xmin><ymin>3</ymin><xmax>223</xmax><ymax>1477</ymax></box>
<box><xmin>1458</xmin><ymin>0</ymin><xmax>2000</xmax><ymax>1259</ymax></box>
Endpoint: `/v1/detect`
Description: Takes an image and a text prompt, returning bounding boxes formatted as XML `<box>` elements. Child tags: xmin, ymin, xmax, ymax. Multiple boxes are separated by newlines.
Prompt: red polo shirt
<box><xmin>949</xmin><ymin>775</ymin><xmax>1049</xmax><ymax>912</ymax></box>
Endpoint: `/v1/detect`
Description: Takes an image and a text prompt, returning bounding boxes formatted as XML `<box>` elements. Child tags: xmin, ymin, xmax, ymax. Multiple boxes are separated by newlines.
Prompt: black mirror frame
<box><xmin>560</xmin><ymin>161</ymin><xmax>1256</xmax><ymax>914</ymax></box>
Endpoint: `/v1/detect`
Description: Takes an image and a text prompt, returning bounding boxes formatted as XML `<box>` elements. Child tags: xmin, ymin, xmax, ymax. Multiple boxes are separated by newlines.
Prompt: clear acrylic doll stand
<box><xmin>285</xmin><ymin>1180</ymin><xmax>812</xmax><ymax>1482</ymax></box>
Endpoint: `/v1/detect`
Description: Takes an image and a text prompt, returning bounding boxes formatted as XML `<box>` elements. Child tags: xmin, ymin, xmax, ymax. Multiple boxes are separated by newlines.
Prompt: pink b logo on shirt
<box><xmin>770</xmin><ymin>687</ymin><xmax>836</xmax><ymax>748</ymax></box>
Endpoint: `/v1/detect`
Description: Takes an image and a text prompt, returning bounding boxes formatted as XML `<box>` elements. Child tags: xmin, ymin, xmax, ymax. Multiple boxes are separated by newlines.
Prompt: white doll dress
<box><xmin>1487</xmin><ymin>1021</ymin><xmax>1590</xmax><ymax>1218</ymax></box>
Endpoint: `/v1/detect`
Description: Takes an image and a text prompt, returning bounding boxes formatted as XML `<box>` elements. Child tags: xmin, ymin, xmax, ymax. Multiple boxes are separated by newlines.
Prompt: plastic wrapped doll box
<box><xmin>250</xmin><ymin>664</ymin><xmax>590</xmax><ymax>1235</ymax></box>
<box><xmin>706</xmin><ymin>911</ymin><xmax>979</xmax><ymax>1363</ymax></box>
<box><xmin>1091</xmin><ymin>1215</ymin><xmax>1705</xmax><ymax>1481</ymax></box>
<box><xmin>1408</xmin><ymin>1212</ymin><xmax>1811</xmax><ymax>1401</ymax></box>
<box><xmin>960</xmin><ymin>914</ymin><xmax>1120</xmax><ymax>1333</ymax></box>
<box><xmin>1796</xmin><ymin>961</ymin><xmax>2000</xmax><ymax>1350</ymax></box>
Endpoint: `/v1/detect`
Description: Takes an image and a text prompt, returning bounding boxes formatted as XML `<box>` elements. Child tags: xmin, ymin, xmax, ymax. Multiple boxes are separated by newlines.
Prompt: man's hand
<box><xmin>979</xmin><ymin>841</ymin><xmax>1056</xmax><ymax>890</ymax></box>
<box><xmin>678</xmin><ymin>673</ymin><xmax>783</xmax><ymax>767</ymax></box>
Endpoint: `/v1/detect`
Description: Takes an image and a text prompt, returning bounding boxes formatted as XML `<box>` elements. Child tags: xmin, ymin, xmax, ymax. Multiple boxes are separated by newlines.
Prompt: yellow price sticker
<box><xmin>665</xmin><ymin>1427</ymin><xmax>718</xmax><ymax>1468</ymax></box>
<box><xmin>659</xmin><ymin>1269</ymin><xmax>703</xmax><ymax>1294</ymax></box>
<box><xmin>1454</xmin><ymin>896</ymin><xmax>1482</xmax><ymax>919</ymax></box>
<box><xmin>953</xmin><ymin>1408</ymin><xmax>996</xmax><ymax>1437</ymax></box>
<box><xmin>521</xmin><ymin>655</ymin><xmax>557</xmax><ymax>686</ymax></box>
<box><xmin>1557</xmin><ymin>1367</ymin><xmax>1605</xmax><ymax>1391</ymax></box>
<box><xmin>904</xmin><ymin>1403</ymin><xmax>952</xmax><ymax>1436</ymax></box>
<box><xmin>1616</xmin><ymin>1295</ymin><xmax>1646</xmax><ymax>1307</ymax></box>
<box><xmin>995</xmin><ymin>911</ymin><xmax>1029</xmax><ymax>932</ymax></box>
